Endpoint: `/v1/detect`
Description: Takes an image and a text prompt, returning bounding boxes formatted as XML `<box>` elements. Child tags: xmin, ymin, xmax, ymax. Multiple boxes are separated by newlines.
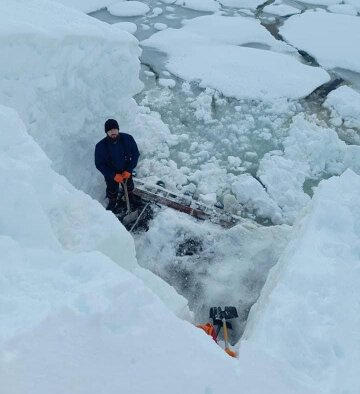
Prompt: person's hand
<box><xmin>114</xmin><ymin>173</ymin><xmax>124</xmax><ymax>183</ymax></box>
<box><xmin>122</xmin><ymin>171</ymin><xmax>131</xmax><ymax>180</ymax></box>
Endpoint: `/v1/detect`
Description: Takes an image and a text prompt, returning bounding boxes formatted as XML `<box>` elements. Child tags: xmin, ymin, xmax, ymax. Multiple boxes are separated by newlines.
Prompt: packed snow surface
<box><xmin>142</xmin><ymin>15</ymin><xmax>330</xmax><ymax>100</ymax></box>
<box><xmin>280</xmin><ymin>11</ymin><xmax>360</xmax><ymax>73</ymax></box>
<box><xmin>243</xmin><ymin>170</ymin><xmax>360</xmax><ymax>393</ymax></box>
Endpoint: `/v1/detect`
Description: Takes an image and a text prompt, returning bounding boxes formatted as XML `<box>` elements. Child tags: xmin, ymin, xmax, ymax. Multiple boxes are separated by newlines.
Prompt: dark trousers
<box><xmin>106</xmin><ymin>176</ymin><xmax>134</xmax><ymax>200</ymax></box>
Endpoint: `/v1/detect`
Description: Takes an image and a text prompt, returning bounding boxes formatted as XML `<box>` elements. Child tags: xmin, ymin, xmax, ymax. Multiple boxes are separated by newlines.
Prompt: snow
<box><xmin>280</xmin><ymin>11</ymin><xmax>360</xmax><ymax>73</ymax></box>
<box><xmin>2</xmin><ymin>0</ymin><xmax>360</xmax><ymax>393</ymax></box>
<box><xmin>142</xmin><ymin>15</ymin><xmax>330</xmax><ymax>100</ymax></box>
<box><xmin>108</xmin><ymin>1</ymin><xmax>150</xmax><ymax>17</ymax></box>
<box><xmin>0</xmin><ymin>2</ymin><xmax>251</xmax><ymax>389</ymax></box>
<box><xmin>243</xmin><ymin>169</ymin><xmax>360</xmax><ymax>393</ymax></box>
<box><xmin>323</xmin><ymin>85</ymin><xmax>360</xmax><ymax>129</ymax></box>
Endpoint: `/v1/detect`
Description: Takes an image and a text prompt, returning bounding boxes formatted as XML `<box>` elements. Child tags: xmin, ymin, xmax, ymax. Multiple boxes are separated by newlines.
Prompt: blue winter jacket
<box><xmin>95</xmin><ymin>133</ymin><xmax>140</xmax><ymax>180</ymax></box>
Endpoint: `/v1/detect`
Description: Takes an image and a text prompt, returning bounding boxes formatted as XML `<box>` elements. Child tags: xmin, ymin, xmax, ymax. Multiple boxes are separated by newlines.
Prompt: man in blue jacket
<box><xmin>95</xmin><ymin>119</ymin><xmax>140</xmax><ymax>212</ymax></box>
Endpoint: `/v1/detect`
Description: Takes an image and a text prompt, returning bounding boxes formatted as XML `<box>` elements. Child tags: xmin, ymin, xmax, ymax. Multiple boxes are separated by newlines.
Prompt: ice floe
<box><xmin>142</xmin><ymin>14</ymin><xmax>329</xmax><ymax>100</ymax></box>
<box><xmin>281</xmin><ymin>11</ymin><xmax>360</xmax><ymax>73</ymax></box>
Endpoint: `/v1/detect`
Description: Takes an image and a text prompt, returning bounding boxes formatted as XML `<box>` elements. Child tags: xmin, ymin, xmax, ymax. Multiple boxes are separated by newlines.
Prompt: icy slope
<box><xmin>0</xmin><ymin>0</ymin><xmax>142</xmax><ymax>197</ymax></box>
<box><xmin>242</xmin><ymin>170</ymin><xmax>360</xmax><ymax>393</ymax></box>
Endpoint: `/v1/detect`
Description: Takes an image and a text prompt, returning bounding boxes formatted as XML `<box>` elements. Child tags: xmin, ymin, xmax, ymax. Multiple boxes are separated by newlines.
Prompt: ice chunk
<box><xmin>323</xmin><ymin>85</ymin><xmax>360</xmax><ymax>129</ymax></box>
<box><xmin>232</xmin><ymin>174</ymin><xmax>283</xmax><ymax>223</ymax></box>
<box><xmin>113</xmin><ymin>21</ymin><xmax>138</xmax><ymax>34</ymax></box>
<box><xmin>108</xmin><ymin>1</ymin><xmax>150</xmax><ymax>17</ymax></box>
<box><xmin>154</xmin><ymin>22</ymin><xmax>168</xmax><ymax>31</ymax></box>
<box><xmin>158</xmin><ymin>78</ymin><xmax>176</xmax><ymax>88</ymax></box>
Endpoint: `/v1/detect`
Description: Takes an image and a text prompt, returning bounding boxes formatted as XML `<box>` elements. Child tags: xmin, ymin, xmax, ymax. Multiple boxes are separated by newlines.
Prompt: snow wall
<box><xmin>0</xmin><ymin>0</ymin><xmax>143</xmax><ymax>197</ymax></box>
<box><xmin>241</xmin><ymin>169</ymin><xmax>360</xmax><ymax>393</ymax></box>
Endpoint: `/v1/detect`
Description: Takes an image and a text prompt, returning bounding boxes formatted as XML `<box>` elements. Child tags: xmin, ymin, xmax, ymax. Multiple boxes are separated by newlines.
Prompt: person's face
<box><xmin>107</xmin><ymin>128</ymin><xmax>119</xmax><ymax>139</ymax></box>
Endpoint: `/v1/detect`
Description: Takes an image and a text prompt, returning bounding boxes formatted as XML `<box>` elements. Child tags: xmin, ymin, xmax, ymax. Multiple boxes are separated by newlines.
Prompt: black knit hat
<box><xmin>104</xmin><ymin>119</ymin><xmax>119</xmax><ymax>133</ymax></box>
